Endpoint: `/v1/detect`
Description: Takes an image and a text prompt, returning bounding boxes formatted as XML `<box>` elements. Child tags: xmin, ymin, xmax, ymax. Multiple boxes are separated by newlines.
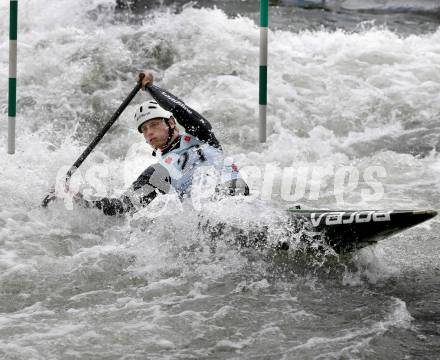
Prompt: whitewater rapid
<box><xmin>1</xmin><ymin>1</ymin><xmax>439</xmax><ymax>359</ymax></box>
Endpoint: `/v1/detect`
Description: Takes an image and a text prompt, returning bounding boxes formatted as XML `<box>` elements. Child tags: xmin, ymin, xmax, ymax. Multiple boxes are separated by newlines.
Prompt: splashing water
<box><xmin>1</xmin><ymin>1</ymin><xmax>439</xmax><ymax>358</ymax></box>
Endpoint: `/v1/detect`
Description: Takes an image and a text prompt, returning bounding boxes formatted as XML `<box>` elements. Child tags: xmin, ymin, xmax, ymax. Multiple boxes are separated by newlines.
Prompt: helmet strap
<box><xmin>165</xmin><ymin>118</ymin><xmax>174</xmax><ymax>145</ymax></box>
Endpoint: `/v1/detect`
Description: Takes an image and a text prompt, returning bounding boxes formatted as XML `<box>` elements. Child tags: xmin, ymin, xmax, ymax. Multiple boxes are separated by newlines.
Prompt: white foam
<box><xmin>0</xmin><ymin>4</ymin><xmax>439</xmax><ymax>358</ymax></box>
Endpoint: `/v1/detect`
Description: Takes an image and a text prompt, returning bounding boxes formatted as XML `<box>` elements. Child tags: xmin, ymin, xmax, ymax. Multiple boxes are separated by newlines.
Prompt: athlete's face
<box><xmin>141</xmin><ymin>117</ymin><xmax>176</xmax><ymax>149</ymax></box>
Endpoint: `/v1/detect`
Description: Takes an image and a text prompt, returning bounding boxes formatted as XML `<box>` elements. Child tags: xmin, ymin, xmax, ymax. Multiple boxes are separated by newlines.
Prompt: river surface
<box><xmin>1</xmin><ymin>0</ymin><xmax>439</xmax><ymax>359</ymax></box>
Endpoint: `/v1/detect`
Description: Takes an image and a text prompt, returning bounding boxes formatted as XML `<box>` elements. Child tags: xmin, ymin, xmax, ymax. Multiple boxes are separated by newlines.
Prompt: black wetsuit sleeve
<box><xmin>78</xmin><ymin>164</ymin><xmax>171</xmax><ymax>216</ymax></box>
<box><xmin>147</xmin><ymin>85</ymin><xmax>221</xmax><ymax>149</ymax></box>
<box><xmin>80</xmin><ymin>195</ymin><xmax>137</xmax><ymax>216</ymax></box>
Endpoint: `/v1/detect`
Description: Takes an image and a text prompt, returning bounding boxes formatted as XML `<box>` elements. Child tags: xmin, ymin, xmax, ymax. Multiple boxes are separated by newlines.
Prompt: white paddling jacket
<box><xmin>80</xmin><ymin>85</ymin><xmax>249</xmax><ymax>216</ymax></box>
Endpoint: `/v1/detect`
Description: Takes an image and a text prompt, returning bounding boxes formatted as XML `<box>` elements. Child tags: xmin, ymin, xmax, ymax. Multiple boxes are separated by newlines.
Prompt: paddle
<box><xmin>42</xmin><ymin>73</ymin><xmax>145</xmax><ymax>208</ymax></box>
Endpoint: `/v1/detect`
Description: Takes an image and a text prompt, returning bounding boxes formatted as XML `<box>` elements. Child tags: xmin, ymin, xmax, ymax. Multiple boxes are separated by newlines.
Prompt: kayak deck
<box><xmin>287</xmin><ymin>209</ymin><xmax>438</xmax><ymax>253</ymax></box>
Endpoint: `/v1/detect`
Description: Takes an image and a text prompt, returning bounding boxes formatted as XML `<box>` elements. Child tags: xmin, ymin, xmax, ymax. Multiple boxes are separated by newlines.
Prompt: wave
<box><xmin>282</xmin><ymin>0</ymin><xmax>440</xmax><ymax>15</ymax></box>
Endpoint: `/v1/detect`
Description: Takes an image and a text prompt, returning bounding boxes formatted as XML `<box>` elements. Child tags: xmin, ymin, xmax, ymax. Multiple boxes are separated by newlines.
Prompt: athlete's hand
<box><xmin>63</xmin><ymin>181</ymin><xmax>83</xmax><ymax>204</ymax></box>
<box><xmin>139</xmin><ymin>71</ymin><xmax>154</xmax><ymax>90</ymax></box>
<box><xmin>72</xmin><ymin>191</ymin><xmax>85</xmax><ymax>204</ymax></box>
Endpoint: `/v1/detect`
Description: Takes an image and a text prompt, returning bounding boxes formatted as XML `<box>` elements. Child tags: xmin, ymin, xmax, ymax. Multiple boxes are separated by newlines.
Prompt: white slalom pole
<box><xmin>8</xmin><ymin>0</ymin><xmax>18</xmax><ymax>154</ymax></box>
<box><xmin>259</xmin><ymin>0</ymin><xmax>268</xmax><ymax>143</ymax></box>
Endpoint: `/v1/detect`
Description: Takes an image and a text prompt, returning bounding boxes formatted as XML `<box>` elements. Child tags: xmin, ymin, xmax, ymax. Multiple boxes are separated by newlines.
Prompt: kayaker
<box><xmin>71</xmin><ymin>71</ymin><xmax>249</xmax><ymax>215</ymax></box>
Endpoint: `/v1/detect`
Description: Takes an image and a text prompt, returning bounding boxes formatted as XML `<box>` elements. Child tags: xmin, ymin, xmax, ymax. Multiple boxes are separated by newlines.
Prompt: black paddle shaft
<box><xmin>42</xmin><ymin>75</ymin><xmax>144</xmax><ymax>207</ymax></box>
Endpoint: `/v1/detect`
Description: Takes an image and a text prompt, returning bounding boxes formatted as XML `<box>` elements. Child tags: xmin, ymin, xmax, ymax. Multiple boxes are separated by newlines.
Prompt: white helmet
<box><xmin>135</xmin><ymin>100</ymin><xmax>173</xmax><ymax>133</ymax></box>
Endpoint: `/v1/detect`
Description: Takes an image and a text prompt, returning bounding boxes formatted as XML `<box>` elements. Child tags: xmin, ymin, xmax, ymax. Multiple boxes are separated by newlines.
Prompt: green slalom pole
<box><xmin>259</xmin><ymin>0</ymin><xmax>268</xmax><ymax>143</ymax></box>
<box><xmin>8</xmin><ymin>0</ymin><xmax>18</xmax><ymax>154</ymax></box>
